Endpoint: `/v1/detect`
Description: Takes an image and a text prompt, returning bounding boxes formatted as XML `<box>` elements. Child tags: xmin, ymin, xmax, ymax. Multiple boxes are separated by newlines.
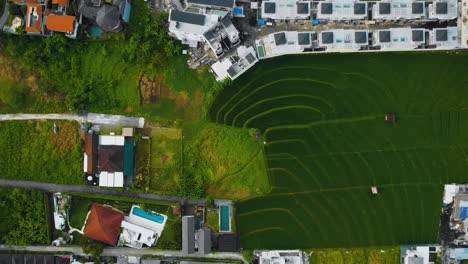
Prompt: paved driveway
<box><xmin>0</xmin><ymin>112</ymin><xmax>145</xmax><ymax>128</ymax></box>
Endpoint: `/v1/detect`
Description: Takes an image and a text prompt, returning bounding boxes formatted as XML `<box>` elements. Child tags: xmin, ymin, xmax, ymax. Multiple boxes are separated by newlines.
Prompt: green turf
<box><xmin>209</xmin><ymin>51</ymin><xmax>468</xmax><ymax>249</ymax></box>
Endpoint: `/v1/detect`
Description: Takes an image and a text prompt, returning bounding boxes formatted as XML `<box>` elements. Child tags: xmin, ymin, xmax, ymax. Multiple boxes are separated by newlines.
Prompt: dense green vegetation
<box><xmin>0</xmin><ymin>188</ymin><xmax>49</xmax><ymax>245</ymax></box>
<box><xmin>0</xmin><ymin>120</ymin><xmax>82</xmax><ymax>184</ymax></box>
<box><xmin>68</xmin><ymin>195</ymin><xmax>181</xmax><ymax>250</ymax></box>
<box><xmin>210</xmin><ymin>51</ymin><xmax>468</xmax><ymax>249</ymax></box>
<box><xmin>0</xmin><ymin>0</ymin><xmax>214</xmax><ymax>118</ymax></box>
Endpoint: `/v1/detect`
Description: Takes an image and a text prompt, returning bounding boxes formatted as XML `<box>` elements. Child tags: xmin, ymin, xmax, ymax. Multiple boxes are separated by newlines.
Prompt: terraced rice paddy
<box><xmin>209</xmin><ymin>52</ymin><xmax>468</xmax><ymax>249</ymax></box>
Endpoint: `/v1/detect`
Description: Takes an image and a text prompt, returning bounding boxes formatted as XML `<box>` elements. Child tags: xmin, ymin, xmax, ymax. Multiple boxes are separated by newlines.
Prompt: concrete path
<box><xmin>0</xmin><ymin>112</ymin><xmax>145</xmax><ymax>128</ymax></box>
<box><xmin>0</xmin><ymin>245</ymin><xmax>248</xmax><ymax>263</ymax></box>
<box><xmin>0</xmin><ymin>179</ymin><xmax>204</xmax><ymax>205</ymax></box>
<box><xmin>0</xmin><ymin>0</ymin><xmax>9</xmax><ymax>29</ymax></box>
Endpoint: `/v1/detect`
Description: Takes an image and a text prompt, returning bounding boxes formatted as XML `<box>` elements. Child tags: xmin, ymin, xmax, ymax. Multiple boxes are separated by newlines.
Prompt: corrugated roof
<box><xmin>83</xmin><ymin>204</ymin><xmax>124</xmax><ymax>245</ymax></box>
<box><xmin>84</xmin><ymin>134</ymin><xmax>98</xmax><ymax>174</ymax></box>
<box><xmin>170</xmin><ymin>10</ymin><xmax>205</xmax><ymax>26</ymax></box>
<box><xmin>123</xmin><ymin>138</ymin><xmax>134</xmax><ymax>177</ymax></box>
<box><xmin>182</xmin><ymin>216</ymin><xmax>195</xmax><ymax>254</ymax></box>
<box><xmin>187</xmin><ymin>0</ymin><xmax>234</xmax><ymax>8</ymax></box>
<box><xmin>46</xmin><ymin>14</ymin><xmax>75</xmax><ymax>33</ymax></box>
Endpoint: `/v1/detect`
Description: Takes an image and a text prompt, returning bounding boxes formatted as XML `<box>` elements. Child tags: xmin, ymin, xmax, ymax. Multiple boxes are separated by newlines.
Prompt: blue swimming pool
<box><xmin>132</xmin><ymin>207</ymin><xmax>165</xmax><ymax>224</ymax></box>
<box><xmin>220</xmin><ymin>205</ymin><xmax>230</xmax><ymax>232</ymax></box>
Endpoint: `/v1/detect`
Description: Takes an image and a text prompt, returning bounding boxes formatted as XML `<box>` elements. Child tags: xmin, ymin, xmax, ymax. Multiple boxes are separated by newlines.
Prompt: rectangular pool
<box><xmin>132</xmin><ymin>207</ymin><xmax>165</xmax><ymax>224</ymax></box>
<box><xmin>219</xmin><ymin>205</ymin><xmax>230</xmax><ymax>232</ymax></box>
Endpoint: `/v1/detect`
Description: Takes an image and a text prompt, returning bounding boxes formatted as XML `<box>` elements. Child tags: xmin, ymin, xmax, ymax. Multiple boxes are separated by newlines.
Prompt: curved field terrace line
<box><xmin>209</xmin><ymin>52</ymin><xmax>468</xmax><ymax>249</ymax></box>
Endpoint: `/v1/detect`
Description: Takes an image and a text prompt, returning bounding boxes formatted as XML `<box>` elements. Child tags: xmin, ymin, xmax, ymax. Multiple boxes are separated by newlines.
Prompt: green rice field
<box><xmin>209</xmin><ymin>51</ymin><xmax>468</xmax><ymax>249</ymax></box>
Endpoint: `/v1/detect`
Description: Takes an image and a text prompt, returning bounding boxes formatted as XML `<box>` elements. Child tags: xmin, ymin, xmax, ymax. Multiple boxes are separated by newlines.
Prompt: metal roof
<box><xmin>412</xmin><ymin>2</ymin><xmax>424</xmax><ymax>14</ymax></box>
<box><xmin>321</xmin><ymin>32</ymin><xmax>334</xmax><ymax>44</ymax></box>
<box><xmin>298</xmin><ymin>32</ymin><xmax>310</xmax><ymax>45</ymax></box>
<box><xmin>436</xmin><ymin>29</ymin><xmax>448</xmax><ymax>41</ymax></box>
<box><xmin>197</xmin><ymin>228</ymin><xmax>212</xmax><ymax>254</ymax></box>
<box><xmin>354</xmin><ymin>3</ymin><xmax>366</xmax><ymax>14</ymax></box>
<box><xmin>355</xmin><ymin>31</ymin><xmax>367</xmax><ymax>44</ymax></box>
<box><xmin>170</xmin><ymin>10</ymin><xmax>205</xmax><ymax>26</ymax></box>
<box><xmin>186</xmin><ymin>0</ymin><xmax>234</xmax><ymax>8</ymax></box>
<box><xmin>321</xmin><ymin>2</ymin><xmax>333</xmax><ymax>14</ymax></box>
<box><xmin>264</xmin><ymin>2</ymin><xmax>276</xmax><ymax>13</ymax></box>
<box><xmin>297</xmin><ymin>2</ymin><xmax>309</xmax><ymax>14</ymax></box>
<box><xmin>379</xmin><ymin>30</ymin><xmax>391</xmax><ymax>42</ymax></box>
<box><xmin>436</xmin><ymin>2</ymin><xmax>448</xmax><ymax>13</ymax></box>
<box><xmin>274</xmin><ymin>32</ymin><xmax>287</xmax><ymax>45</ymax></box>
<box><xmin>182</xmin><ymin>216</ymin><xmax>195</xmax><ymax>254</ymax></box>
<box><xmin>412</xmin><ymin>29</ymin><xmax>424</xmax><ymax>42</ymax></box>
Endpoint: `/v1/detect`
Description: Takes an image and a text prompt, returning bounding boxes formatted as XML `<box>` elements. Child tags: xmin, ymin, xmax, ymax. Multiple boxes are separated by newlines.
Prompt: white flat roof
<box><xmin>428</xmin><ymin>0</ymin><xmax>458</xmax><ymax>19</ymax></box>
<box><xmin>99</xmin><ymin>135</ymin><xmax>125</xmax><ymax>146</ymax></box>
<box><xmin>429</xmin><ymin>27</ymin><xmax>459</xmax><ymax>48</ymax></box>
<box><xmin>319</xmin><ymin>29</ymin><xmax>368</xmax><ymax>51</ymax></box>
<box><xmin>98</xmin><ymin>172</ymin><xmax>124</xmax><ymax>187</ymax></box>
<box><xmin>373</xmin><ymin>27</ymin><xmax>423</xmax><ymax>50</ymax></box>
<box><xmin>317</xmin><ymin>0</ymin><xmax>368</xmax><ymax>20</ymax></box>
<box><xmin>120</xmin><ymin>220</ymin><xmax>157</xmax><ymax>248</ymax></box>
<box><xmin>373</xmin><ymin>0</ymin><xmax>426</xmax><ymax>20</ymax></box>
<box><xmin>211</xmin><ymin>45</ymin><xmax>259</xmax><ymax>81</ymax></box>
<box><xmin>261</xmin><ymin>0</ymin><xmax>311</xmax><ymax>20</ymax></box>
<box><xmin>168</xmin><ymin>10</ymin><xmax>220</xmax><ymax>47</ymax></box>
<box><xmin>257</xmin><ymin>250</ymin><xmax>306</xmax><ymax>264</ymax></box>
<box><xmin>444</xmin><ymin>184</ymin><xmax>460</xmax><ymax>204</ymax></box>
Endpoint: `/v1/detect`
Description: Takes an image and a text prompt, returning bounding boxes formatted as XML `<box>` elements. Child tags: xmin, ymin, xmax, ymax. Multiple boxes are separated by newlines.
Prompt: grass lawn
<box><xmin>68</xmin><ymin>195</ymin><xmax>181</xmax><ymax>250</ymax></box>
<box><xmin>0</xmin><ymin>120</ymin><xmax>82</xmax><ymax>184</ymax></box>
<box><xmin>209</xmin><ymin>51</ymin><xmax>468</xmax><ymax>249</ymax></box>
<box><xmin>183</xmin><ymin>122</ymin><xmax>270</xmax><ymax>200</ymax></box>
<box><xmin>307</xmin><ymin>246</ymin><xmax>400</xmax><ymax>264</ymax></box>
<box><xmin>205</xmin><ymin>209</ymin><xmax>219</xmax><ymax>232</ymax></box>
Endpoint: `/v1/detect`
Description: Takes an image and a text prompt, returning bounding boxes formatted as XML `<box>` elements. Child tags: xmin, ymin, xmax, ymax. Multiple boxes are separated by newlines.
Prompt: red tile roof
<box><xmin>83</xmin><ymin>204</ymin><xmax>124</xmax><ymax>246</ymax></box>
<box><xmin>46</xmin><ymin>14</ymin><xmax>75</xmax><ymax>33</ymax></box>
<box><xmin>25</xmin><ymin>4</ymin><xmax>42</xmax><ymax>33</ymax></box>
<box><xmin>52</xmin><ymin>0</ymin><xmax>68</xmax><ymax>6</ymax></box>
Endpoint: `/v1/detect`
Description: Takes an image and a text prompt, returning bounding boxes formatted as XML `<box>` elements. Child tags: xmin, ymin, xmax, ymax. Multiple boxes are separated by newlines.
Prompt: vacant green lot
<box><xmin>0</xmin><ymin>188</ymin><xmax>49</xmax><ymax>245</ymax></box>
<box><xmin>0</xmin><ymin>121</ymin><xmax>82</xmax><ymax>184</ymax></box>
<box><xmin>209</xmin><ymin>51</ymin><xmax>468</xmax><ymax>249</ymax></box>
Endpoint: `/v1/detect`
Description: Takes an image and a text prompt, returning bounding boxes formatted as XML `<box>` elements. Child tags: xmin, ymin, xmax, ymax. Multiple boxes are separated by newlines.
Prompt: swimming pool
<box><xmin>132</xmin><ymin>207</ymin><xmax>165</xmax><ymax>224</ymax></box>
<box><xmin>219</xmin><ymin>205</ymin><xmax>230</xmax><ymax>232</ymax></box>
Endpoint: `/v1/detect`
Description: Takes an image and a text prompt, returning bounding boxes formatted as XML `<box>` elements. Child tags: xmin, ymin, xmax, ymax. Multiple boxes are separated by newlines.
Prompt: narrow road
<box><xmin>0</xmin><ymin>179</ymin><xmax>204</xmax><ymax>205</ymax></box>
<box><xmin>0</xmin><ymin>112</ymin><xmax>145</xmax><ymax>128</ymax></box>
<box><xmin>0</xmin><ymin>0</ymin><xmax>9</xmax><ymax>29</ymax></box>
<box><xmin>0</xmin><ymin>245</ymin><xmax>248</xmax><ymax>263</ymax></box>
